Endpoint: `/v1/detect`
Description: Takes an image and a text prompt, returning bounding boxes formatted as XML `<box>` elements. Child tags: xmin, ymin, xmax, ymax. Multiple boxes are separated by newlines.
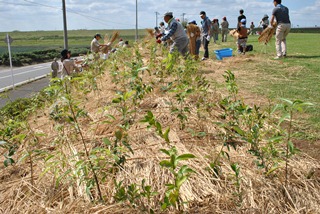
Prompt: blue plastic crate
<box><xmin>214</xmin><ymin>48</ymin><xmax>233</xmax><ymax>60</ymax></box>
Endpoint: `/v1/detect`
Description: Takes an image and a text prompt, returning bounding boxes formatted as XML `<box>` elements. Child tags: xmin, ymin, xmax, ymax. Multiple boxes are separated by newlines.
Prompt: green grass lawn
<box><xmin>211</xmin><ymin>33</ymin><xmax>320</xmax><ymax>139</ymax></box>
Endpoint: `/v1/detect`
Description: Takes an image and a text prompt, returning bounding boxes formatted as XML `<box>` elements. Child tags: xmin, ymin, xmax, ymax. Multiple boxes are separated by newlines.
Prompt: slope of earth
<box><xmin>0</xmin><ymin>39</ymin><xmax>319</xmax><ymax>213</ymax></box>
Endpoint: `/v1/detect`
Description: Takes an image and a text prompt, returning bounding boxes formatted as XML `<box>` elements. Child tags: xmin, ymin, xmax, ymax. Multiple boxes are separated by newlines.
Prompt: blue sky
<box><xmin>0</xmin><ymin>0</ymin><xmax>319</xmax><ymax>32</ymax></box>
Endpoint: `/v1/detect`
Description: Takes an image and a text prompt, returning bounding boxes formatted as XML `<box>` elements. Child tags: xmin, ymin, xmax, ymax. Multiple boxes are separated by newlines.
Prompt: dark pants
<box><xmin>202</xmin><ymin>36</ymin><xmax>210</xmax><ymax>58</ymax></box>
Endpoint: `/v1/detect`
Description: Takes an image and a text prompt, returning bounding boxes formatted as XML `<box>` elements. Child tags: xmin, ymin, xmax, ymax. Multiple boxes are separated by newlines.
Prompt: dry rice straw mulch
<box><xmin>258</xmin><ymin>22</ymin><xmax>277</xmax><ymax>44</ymax></box>
<box><xmin>187</xmin><ymin>24</ymin><xmax>200</xmax><ymax>57</ymax></box>
<box><xmin>146</xmin><ymin>28</ymin><xmax>154</xmax><ymax>38</ymax></box>
<box><xmin>101</xmin><ymin>31</ymin><xmax>119</xmax><ymax>53</ymax></box>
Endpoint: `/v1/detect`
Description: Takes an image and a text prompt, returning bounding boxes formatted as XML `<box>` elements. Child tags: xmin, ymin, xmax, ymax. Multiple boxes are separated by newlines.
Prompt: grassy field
<box><xmin>0</xmin><ymin>29</ymin><xmax>147</xmax><ymax>54</ymax></box>
<box><xmin>234</xmin><ymin>33</ymin><xmax>320</xmax><ymax>135</ymax></box>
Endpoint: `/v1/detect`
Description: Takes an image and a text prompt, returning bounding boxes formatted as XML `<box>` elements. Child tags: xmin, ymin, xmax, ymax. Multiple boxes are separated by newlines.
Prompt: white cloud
<box><xmin>0</xmin><ymin>0</ymin><xmax>319</xmax><ymax>31</ymax></box>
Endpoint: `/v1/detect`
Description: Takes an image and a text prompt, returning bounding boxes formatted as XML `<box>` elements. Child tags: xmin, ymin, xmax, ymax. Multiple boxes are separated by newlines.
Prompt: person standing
<box><xmin>221</xmin><ymin>16</ymin><xmax>229</xmax><ymax>42</ymax></box>
<box><xmin>260</xmin><ymin>14</ymin><xmax>270</xmax><ymax>30</ymax></box>
<box><xmin>51</xmin><ymin>58</ymin><xmax>59</xmax><ymax>78</ymax></box>
<box><xmin>237</xmin><ymin>9</ymin><xmax>246</xmax><ymax>28</ymax></box>
<box><xmin>161</xmin><ymin>12</ymin><xmax>189</xmax><ymax>56</ymax></box>
<box><xmin>200</xmin><ymin>11</ymin><xmax>211</xmax><ymax>60</ymax></box>
<box><xmin>187</xmin><ymin>20</ymin><xmax>201</xmax><ymax>60</ymax></box>
<box><xmin>211</xmin><ymin>19</ymin><xmax>219</xmax><ymax>43</ymax></box>
<box><xmin>250</xmin><ymin>22</ymin><xmax>255</xmax><ymax>35</ymax></box>
<box><xmin>270</xmin><ymin>0</ymin><xmax>291</xmax><ymax>59</ymax></box>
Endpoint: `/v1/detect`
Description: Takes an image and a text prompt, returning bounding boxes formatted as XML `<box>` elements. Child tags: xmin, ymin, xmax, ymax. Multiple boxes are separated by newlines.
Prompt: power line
<box><xmin>18</xmin><ymin>0</ymin><xmax>135</xmax><ymax>28</ymax></box>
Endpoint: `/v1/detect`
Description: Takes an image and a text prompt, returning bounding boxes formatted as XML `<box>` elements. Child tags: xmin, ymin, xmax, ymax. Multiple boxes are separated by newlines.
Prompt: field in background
<box><xmin>1</xmin><ymin>27</ymin><xmax>319</xmax><ymax>55</ymax></box>
<box><xmin>0</xmin><ymin>29</ymin><xmax>147</xmax><ymax>55</ymax></box>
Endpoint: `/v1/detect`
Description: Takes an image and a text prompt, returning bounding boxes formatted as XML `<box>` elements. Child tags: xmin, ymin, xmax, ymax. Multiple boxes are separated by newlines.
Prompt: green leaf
<box><xmin>268</xmin><ymin>135</ymin><xmax>284</xmax><ymax>143</ymax></box>
<box><xmin>176</xmin><ymin>175</ymin><xmax>188</xmax><ymax>188</ymax></box>
<box><xmin>168</xmin><ymin>190</ymin><xmax>179</xmax><ymax>204</ymax></box>
<box><xmin>232</xmin><ymin>125</ymin><xmax>245</xmax><ymax>136</ymax></box>
<box><xmin>56</xmin><ymin>169</ymin><xmax>71</xmax><ymax>187</ymax></box>
<box><xmin>115</xmin><ymin>130</ymin><xmax>123</xmax><ymax>141</ymax></box>
<box><xmin>278</xmin><ymin>112</ymin><xmax>290</xmax><ymax>125</ymax></box>
<box><xmin>161</xmin><ymin>202</ymin><xmax>168</xmax><ymax>210</ymax></box>
<box><xmin>280</xmin><ymin>98</ymin><xmax>293</xmax><ymax>105</ymax></box>
<box><xmin>266</xmin><ymin>165</ymin><xmax>280</xmax><ymax>176</ymax></box>
<box><xmin>103</xmin><ymin>138</ymin><xmax>112</xmax><ymax>146</ymax></box>
<box><xmin>19</xmin><ymin>152</ymin><xmax>30</xmax><ymax>162</ymax></box>
<box><xmin>165</xmin><ymin>183</ymin><xmax>175</xmax><ymax>190</ymax></box>
<box><xmin>122</xmin><ymin>140</ymin><xmax>134</xmax><ymax>154</ymax></box>
<box><xmin>176</xmin><ymin>154</ymin><xmax>196</xmax><ymax>162</ymax></box>
<box><xmin>179</xmin><ymin>165</ymin><xmax>196</xmax><ymax>175</ymax></box>
<box><xmin>163</xmin><ymin>127</ymin><xmax>170</xmax><ymax>143</ymax></box>
<box><xmin>155</xmin><ymin>121</ymin><xmax>162</xmax><ymax>134</ymax></box>
<box><xmin>231</xmin><ymin>163</ymin><xmax>239</xmax><ymax>173</ymax></box>
<box><xmin>288</xmin><ymin>141</ymin><xmax>295</xmax><ymax>154</ymax></box>
<box><xmin>137</xmin><ymin>66</ymin><xmax>149</xmax><ymax>71</ymax></box>
<box><xmin>112</xmin><ymin>98</ymin><xmax>122</xmax><ymax>103</ymax></box>
<box><xmin>4</xmin><ymin>158</ymin><xmax>15</xmax><ymax>167</ymax></box>
<box><xmin>45</xmin><ymin>154</ymin><xmax>55</xmax><ymax>162</ymax></box>
<box><xmin>160</xmin><ymin>160</ymin><xmax>172</xmax><ymax>168</ymax></box>
<box><xmin>160</xmin><ymin>149</ymin><xmax>170</xmax><ymax>156</ymax></box>
<box><xmin>123</xmin><ymin>91</ymin><xmax>134</xmax><ymax>101</ymax></box>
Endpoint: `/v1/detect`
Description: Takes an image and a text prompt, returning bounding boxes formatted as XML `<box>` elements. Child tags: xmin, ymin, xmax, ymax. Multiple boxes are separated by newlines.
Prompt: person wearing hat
<box><xmin>50</xmin><ymin>57</ymin><xmax>59</xmax><ymax>78</ymax></box>
<box><xmin>260</xmin><ymin>14</ymin><xmax>269</xmax><ymax>30</ymax></box>
<box><xmin>236</xmin><ymin>19</ymin><xmax>248</xmax><ymax>54</ymax></box>
<box><xmin>237</xmin><ymin>9</ymin><xmax>246</xmax><ymax>28</ymax></box>
<box><xmin>90</xmin><ymin>33</ymin><xmax>111</xmax><ymax>59</ymax></box>
<box><xmin>221</xmin><ymin>16</ymin><xmax>229</xmax><ymax>42</ymax></box>
<box><xmin>161</xmin><ymin>12</ymin><xmax>189</xmax><ymax>56</ymax></box>
<box><xmin>60</xmin><ymin>49</ymin><xmax>80</xmax><ymax>79</ymax></box>
<box><xmin>270</xmin><ymin>0</ymin><xmax>291</xmax><ymax>59</ymax></box>
<box><xmin>199</xmin><ymin>11</ymin><xmax>212</xmax><ymax>60</ymax></box>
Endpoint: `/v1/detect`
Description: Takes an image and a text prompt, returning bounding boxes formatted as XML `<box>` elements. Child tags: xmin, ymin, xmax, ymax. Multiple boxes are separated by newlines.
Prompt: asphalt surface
<box><xmin>0</xmin><ymin>62</ymin><xmax>53</xmax><ymax>92</ymax></box>
<box><xmin>0</xmin><ymin>58</ymin><xmax>80</xmax><ymax>108</ymax></box>
<box><xmin>0</xmin><ymin>76</ymin><xmax>51</xmax><ymax>108</ymax></box>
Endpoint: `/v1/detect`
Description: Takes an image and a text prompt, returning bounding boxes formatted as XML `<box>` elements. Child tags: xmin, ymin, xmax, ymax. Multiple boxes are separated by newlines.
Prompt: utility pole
<box><xmin>155</xmin><ymin>12</ymin><xmax>160</xmax><ymax>27</ymax></box>
<box><xmin>181</xmin><ymin>13</ymin><xmax>186</xmax><ymax>23</ymax></box>
<box><xmin>135</xmin><ymin>0</ymin><xmax>138</xmax><ymax>41</ymax></box>
<box><xmin>62</xmin><ymin>0</ymin><xmax>68</xmax><ymax>49</ymax></box>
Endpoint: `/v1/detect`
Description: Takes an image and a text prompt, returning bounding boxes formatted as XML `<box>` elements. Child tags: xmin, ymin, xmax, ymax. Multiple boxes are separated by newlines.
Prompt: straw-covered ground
<box><xmin>0</xmin><ymin>37</ymin><xmax>319</xmax><ymax>214</ymax></box>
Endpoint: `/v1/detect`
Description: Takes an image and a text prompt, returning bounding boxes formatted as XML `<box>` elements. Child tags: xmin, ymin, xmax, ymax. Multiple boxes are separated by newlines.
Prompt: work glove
<box><xmin>156</xmin><ymin>39</ymin><xmax>161</xmax><ymax>44</ymax></box>
<box><xmin>107</xmin><ymin>42</ymin><xmax>112</xmax><ymax>46</ymax></box>
<box><xmin>190</xmin><ymin>33</ymin><xmax>194</xmax><ymax>38</ymax></box>
<box><xmin>267</xmin><ymin>25</ymin><xmax>273</xmax><ymax>29</ymax></box>
<box><xmin>206</xmin><ymin>35</ymin><xmax>210</xmax><ymax>41</ymax></box>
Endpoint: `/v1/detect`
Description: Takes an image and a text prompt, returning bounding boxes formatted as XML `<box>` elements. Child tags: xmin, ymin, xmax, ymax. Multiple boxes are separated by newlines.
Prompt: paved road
<box><xmin>0</xmin><ymin>62</ymin><xmax>54</xmax><ymax>92</ymax></box>
<box><xmin>0</xmin><ymin>62</ymin><xmax>60</xmax><ymax>108</ymax></box>
<box><xmin>0</xmin><ymin>76</ymin><xmax>51</xmax><ymax>108</ymax></box>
